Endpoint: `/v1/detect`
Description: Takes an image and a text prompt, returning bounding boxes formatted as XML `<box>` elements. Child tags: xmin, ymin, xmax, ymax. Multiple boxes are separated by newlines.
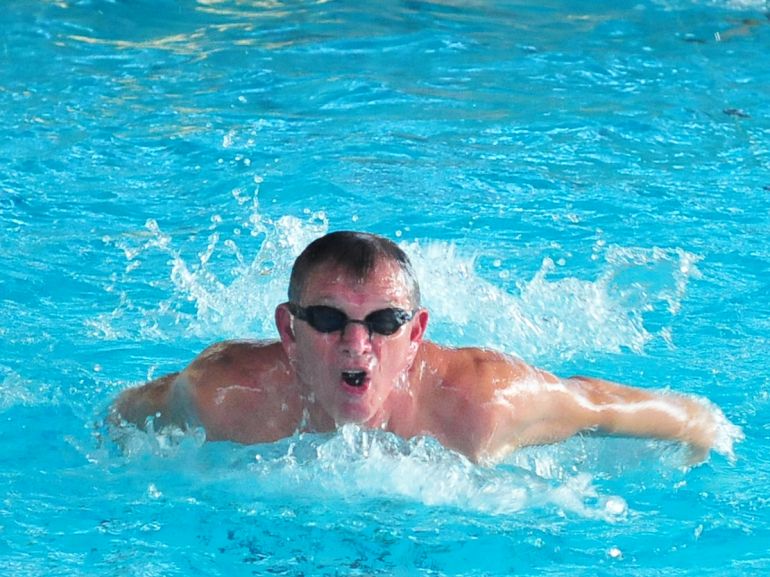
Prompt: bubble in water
<box><xmin>604</xmin><ymin>496</ymin><xmax>628</xmax><ymax>516</ymax></box>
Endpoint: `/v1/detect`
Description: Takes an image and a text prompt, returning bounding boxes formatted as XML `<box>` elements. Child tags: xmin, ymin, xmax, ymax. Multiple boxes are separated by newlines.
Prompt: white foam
<box><xmin>0</xmin><ymin>366</ymin><xmax>58</xmax><ymax>410</ymax></box>
<box><xmin>104</xmin><ymin>421</ymin><xmax>631</xmax><ymax>520</ymax></box>
<box><xmin>405</xmin><ymin>240</ymin><xmax>701</xmax><ymax>362</ymax></box>
<box><xmin>247</xmin><ymin>425</ymin><xmax>630</xmax><ymax>520</ymax></box>
<box><xmin>101</xmin><ymin>204</ymin><xmax>329</xmax><ymax>340</ymax></box>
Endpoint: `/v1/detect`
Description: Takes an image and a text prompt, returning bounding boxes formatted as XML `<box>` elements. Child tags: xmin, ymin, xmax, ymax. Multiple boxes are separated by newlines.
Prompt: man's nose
<box><xmin>340</xmin><ymin>321</ymin><xmax>372</xmax><ymax>351</ymax></box>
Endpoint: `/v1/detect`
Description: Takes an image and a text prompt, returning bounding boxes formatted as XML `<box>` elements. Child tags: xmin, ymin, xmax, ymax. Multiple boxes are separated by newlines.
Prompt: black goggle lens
<box><xmin>289</xmin><ymin>304</ymin><xmax>413</xmax><ymax>336</ymax></box>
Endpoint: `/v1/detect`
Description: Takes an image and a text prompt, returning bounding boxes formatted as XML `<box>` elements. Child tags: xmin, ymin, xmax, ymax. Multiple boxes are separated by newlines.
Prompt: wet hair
<box><xmin>288</xmin><ymin>231</ymin><xmax>421</xmax><ymax>307</ymax></box>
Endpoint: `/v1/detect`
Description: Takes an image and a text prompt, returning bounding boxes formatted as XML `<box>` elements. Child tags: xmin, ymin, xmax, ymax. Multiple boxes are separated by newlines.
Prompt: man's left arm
<box><xmin>548</xmin><ymin>375</ymin><xmax>742</xmax><ymax>460</ymax></box>
<box><xmin>481</xmin><ymin>366</ymin><xmax>742</xmax><ymax>463</ymax></box>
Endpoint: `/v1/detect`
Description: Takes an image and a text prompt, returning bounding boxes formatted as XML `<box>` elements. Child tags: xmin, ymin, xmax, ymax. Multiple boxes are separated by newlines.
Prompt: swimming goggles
<box><xmin>287</xmin><ymin>303</ymin><xmax>415</xmax><ymax>337</ymax></box>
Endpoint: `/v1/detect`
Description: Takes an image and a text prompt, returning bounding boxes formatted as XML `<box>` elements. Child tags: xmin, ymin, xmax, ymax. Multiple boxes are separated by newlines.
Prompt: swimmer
<box><xmin>113</xmin><ymin>231</ymin><xmax>741</xmax><ymax>464</ymax></box>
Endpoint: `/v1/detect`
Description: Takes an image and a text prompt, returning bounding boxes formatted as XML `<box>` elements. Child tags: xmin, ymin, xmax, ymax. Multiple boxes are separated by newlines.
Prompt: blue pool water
<box><xmin>2</xmin><ymin>0</ymin><xmax>769</xmax><ymax>575</ymax></box>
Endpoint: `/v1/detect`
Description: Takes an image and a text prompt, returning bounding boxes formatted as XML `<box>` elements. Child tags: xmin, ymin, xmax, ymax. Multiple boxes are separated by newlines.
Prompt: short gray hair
<box><xmin>288</xmin><ymin>231</ymin><xmax>421</xmax><ymax>307</ymax></box>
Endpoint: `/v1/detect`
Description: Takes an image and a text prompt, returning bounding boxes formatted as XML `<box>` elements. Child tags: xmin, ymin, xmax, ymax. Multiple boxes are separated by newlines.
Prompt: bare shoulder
<box><xmin>410</xmin><ymin>343</ymin><xmax>525</xmax><ymax>458</ymax></box>
<box><xmin>184</xmin><ymin>339</ymin><xmax>289</xmax><ymax>385</ymax></box>
<box><xmin>181</xmin><ymin>339</ymin><xmax>299</xmax><ymax>443</ymax></box>
<box><xmin>414</xmin><ymin>342</ymin><xmax>567</xmax><ymax>462</ymax></box>
<box><xmin>182</xmin><ymin>339</ymin><xmax>294</xmax><ymax>416</ymax></box>
<box><xmin>113</xmin><ymin>339</ymin><xmax>300</xmax><ymax>444</ymax></box>
<box><xmin>423</xmin><ymin>342</ymin><xmax>540</xmax><ymax>398</ymax></box>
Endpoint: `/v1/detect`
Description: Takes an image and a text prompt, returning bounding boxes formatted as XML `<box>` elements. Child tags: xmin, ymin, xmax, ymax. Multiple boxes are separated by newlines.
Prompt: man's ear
<box><xmin>275</xmin><ymin>303</ymin><xmax>296</xmax><ymax>350</ymax></box>
<box><xmin>411</xmin><ymin>308</ymin><xmax>429</xmax><ymax>341</ymax></box>
<box><xmin>407</xmin><ymin>308</ymin><xmax>429</xmax><ymax>360</ymax></box>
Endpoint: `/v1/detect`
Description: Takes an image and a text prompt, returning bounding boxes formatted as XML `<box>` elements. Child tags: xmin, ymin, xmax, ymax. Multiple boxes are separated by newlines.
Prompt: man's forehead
<box><xmin>301</xmin><ymin>260</ymin><xmax>411</xmax><ymax>300</ymax></box>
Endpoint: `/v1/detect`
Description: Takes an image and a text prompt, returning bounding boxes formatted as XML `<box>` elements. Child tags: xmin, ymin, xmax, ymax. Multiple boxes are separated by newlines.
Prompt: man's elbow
<box><xmin>111</xmin><ymin>372</ymin><xmax>180</xmax><ymax>430</ymax></box>
<box><xmin>111</xmin><ymin>387</ymin><xmax>154</xmax><ymax>429</ymax></box>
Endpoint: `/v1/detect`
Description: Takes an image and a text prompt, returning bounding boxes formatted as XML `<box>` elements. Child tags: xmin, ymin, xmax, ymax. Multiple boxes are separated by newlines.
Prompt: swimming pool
<box><xmin>2</xmin><ymin>0</ymin><xmax>768</xmax><ymax>574</ymax></box>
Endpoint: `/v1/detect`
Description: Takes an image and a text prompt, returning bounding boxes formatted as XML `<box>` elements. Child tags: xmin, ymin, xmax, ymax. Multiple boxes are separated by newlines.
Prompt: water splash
<box><xmin>97</xmin><ymin>200</ymin><xmax>702</xmax><ymax>363</ymax></box>
<box><xmin>406</xmin><ymin>240</ymin><xmax>701</xmax><ymax>362</ymax></box>
<box><xmin>0</xmin><ymin>366</ymin><xmax>59</xmax><ymax>411</ymax></box>
<box><xmin>99</xmin><ymin>201</ymin><xmax>329</xmax><ymax>341</ymax></box>
<box><xmin>281</xmin><ymin>425</ymin><xmax>631</xmax><ymax>521</ymax></box>
<box><xmin>107</xmin><ymin>423</ymin><xmax>631</xmax><ymax>521</ymax></box>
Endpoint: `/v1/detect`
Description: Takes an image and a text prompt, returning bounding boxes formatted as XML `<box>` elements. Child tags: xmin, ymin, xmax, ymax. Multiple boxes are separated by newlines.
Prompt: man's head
<box><xmin>288</xmin><ymin>231</ymin><xmax>421</xmax><ymax>309</ymax></box>
<box><xmin>275</xmin><ymin>231</ymin><xmax>428</xmax><ymax>427</ymax></box>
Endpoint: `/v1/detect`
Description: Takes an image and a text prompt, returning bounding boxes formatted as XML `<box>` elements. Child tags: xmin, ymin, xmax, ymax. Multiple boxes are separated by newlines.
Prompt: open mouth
<box><xmin>341</xmin><ymin>370</ymin><xmax>367</xmax><ymax>388</ymax></box>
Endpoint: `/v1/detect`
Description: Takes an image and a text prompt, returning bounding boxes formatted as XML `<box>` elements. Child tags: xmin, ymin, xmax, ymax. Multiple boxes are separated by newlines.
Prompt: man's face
<box><xmin>281</xmin><ymin>259</ymin><xmax>426</xmax><ymax>426</ymax></box>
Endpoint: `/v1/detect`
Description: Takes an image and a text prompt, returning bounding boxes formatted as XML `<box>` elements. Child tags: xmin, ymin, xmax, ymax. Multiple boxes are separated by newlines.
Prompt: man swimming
<box><xmin>113</xmin><ymin>231</ymin><xmax>740</xmax><ymax>464</ymax></box>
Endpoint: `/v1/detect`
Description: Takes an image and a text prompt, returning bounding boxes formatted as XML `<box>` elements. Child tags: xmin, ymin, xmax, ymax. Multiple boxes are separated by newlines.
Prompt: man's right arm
<box><xmin>112</xmin><ymin>372</ymin><xmax>186</xmax><ymax>430</ymax></box>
